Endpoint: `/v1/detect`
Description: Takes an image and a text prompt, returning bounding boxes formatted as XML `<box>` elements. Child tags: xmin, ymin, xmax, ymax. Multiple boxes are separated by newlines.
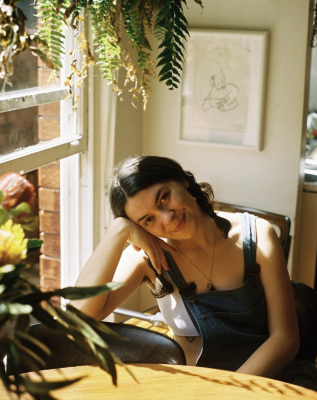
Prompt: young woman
<box><xmin>72</xmin><ymin>155</ymin><xmax>317</xmax><ymax>390</ymax></box>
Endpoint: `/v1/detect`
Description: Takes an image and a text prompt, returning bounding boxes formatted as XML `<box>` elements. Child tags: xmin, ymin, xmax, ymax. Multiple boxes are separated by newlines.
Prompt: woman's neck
<box><xmin>171</xmin><ymin>213</ymin><xmax>221</xmax><ymax>252</ymax></box>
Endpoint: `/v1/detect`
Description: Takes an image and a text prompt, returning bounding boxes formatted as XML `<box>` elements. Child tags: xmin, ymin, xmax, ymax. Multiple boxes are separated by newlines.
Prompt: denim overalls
<box><xmin>164</xmin><ymin>212</ymin><xmax>267</xmax><ymax>370</ymax></box>
<box><xmin>161</xmin><ymin>212</ymin><xmax>317</xmax><ymax>390</ymax></box>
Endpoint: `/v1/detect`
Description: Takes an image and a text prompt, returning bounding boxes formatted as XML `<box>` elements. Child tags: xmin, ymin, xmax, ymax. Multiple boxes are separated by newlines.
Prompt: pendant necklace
<box><xmin>171</xmin><ymin>224</ymin><xmax>217</xmax><ymax>292</ymax></box>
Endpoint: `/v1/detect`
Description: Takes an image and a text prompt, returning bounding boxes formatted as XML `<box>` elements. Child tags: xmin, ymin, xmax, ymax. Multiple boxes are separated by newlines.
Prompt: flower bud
<box><xmin>0</xmin><ymin>172</ymin><xmax>35</xmax><ymax>211</ymax></box>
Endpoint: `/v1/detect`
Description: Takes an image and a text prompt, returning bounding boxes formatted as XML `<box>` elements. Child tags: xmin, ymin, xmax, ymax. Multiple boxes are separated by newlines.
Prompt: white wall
<box><xmin>142</xmin><ymin>0</ymin><xmax>312</xmax><ymax>277</ymax></box>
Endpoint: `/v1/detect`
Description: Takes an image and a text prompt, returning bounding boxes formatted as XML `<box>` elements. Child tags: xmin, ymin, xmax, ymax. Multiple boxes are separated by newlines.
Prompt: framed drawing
<box><xmin>179</xmin><ymin>29</ymin><xmax>268</xmax><ymax>150</ymax></box>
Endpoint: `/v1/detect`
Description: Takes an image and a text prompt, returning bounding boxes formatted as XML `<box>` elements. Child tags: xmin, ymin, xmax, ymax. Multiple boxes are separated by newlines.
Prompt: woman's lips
<box><xmin>173</xmin><ymin>214</ymin><xmax>185</xmax><ymax>233</ymax></box>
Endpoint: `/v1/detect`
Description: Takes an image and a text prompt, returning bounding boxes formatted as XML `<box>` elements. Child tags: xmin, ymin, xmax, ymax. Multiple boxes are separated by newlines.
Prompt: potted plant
<box><xmin>0</xmin><ymin>0</ymin><xmax>203</xmax><ymax>108</ymax></box>
<box><xmin>0</xmin><ymin>172</ymin><xmax>128</xmax><ymax>399</ymax></box>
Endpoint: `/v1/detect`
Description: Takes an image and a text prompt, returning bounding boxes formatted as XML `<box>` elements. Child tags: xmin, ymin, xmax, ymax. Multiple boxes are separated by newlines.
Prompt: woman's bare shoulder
<box><xmin>217</xmin><ymin>211</ymin><xmax>241</xmax><ymax>230</ymax></box>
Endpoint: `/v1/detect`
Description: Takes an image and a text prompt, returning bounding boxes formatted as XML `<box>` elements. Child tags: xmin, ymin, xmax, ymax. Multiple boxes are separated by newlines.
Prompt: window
<box><xmin>0</xmin><ymin>2</ymin><xmax>86</xmax><ymax>291</ymax></box>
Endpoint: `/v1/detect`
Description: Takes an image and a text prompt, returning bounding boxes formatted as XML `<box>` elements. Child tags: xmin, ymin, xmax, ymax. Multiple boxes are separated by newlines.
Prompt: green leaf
<box><xmin>0</xmin><ymin>264</ymin><xmax>16</xmax><ymax>274</ymax></box>
<box><xmin>15</xmin><ymin>314</ymin><xmax>30</xmax><ymax>332</ymax></box>
<box><xmin>158</xmin><ymin>71</ymin><xmax>172</xmax><ymax>81</ymax></box>
<box><xmin>56</xmin><ymin>0</ymin><xmax>64</xmax><ymax>14</ymax></box>
<box><xmin>157</xmin><ymin>47</ymin><xmax>173</xmax><ymax>59</ymax></box>
<box><xmin>10</xmin><ymin>202</ymin><xmax>31</xmax><ymax>217</ymax></box>
<box><xmin>156</xmin><ymin>55</ymin><xmax>172</xmax><ymax>68</ymax></box>
<box><xmin>14</xmin><ymin>329</ymin><xmax>51</xmax><ymax>355</ymax></box>
<box><xmin>67</xmin><ymin>305</ymin><xmax>125</xmax><ymax>340</ymax></box>
<box><xmin>0</xmin><ymin>302</ymin><xmax>33</xmax><ymax>315</ymax></box>
<box><xmin>0</xmin><ymin>207</ymin><xmax>10</xmax><ymax>226</ymax></box>
<box><xmin>19</xmin><ymin>283</ymin><xmax>124</xmax><ymax>304</ymax></box>
<box><xmin>27</xmin><ymin>238</ymin><xmax>43</xmax><ymax>252</ymax></box>
<box><xmin>14</xmin><ymin>341</ymin><xmax>48</xmax><ymax>367</ymax></box>
<box><xmin>20</xmin><ymin>375</ymin><xmax>84</xmax><ymax>394</ymax></box>
<box><xmin>158</xmin><ymin>62</ymin><xmax>172</xmax><ymax>77</ymax></box>
<box><xmin>0</xmin><ymin>190</ymin><xmax>4</xmax><ymax>203</ymax></box>
<box><xmin>142</xmin><ymin>37</ymin><xmax>152</xmax><ymax>51</ymax></box>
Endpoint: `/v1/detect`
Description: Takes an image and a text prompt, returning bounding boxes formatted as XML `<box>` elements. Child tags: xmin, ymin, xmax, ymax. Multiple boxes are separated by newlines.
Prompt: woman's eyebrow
<box><xmin>136</xmin><ymin>187</ymin><xmax>165</xmax><ymax>224</ymax></box>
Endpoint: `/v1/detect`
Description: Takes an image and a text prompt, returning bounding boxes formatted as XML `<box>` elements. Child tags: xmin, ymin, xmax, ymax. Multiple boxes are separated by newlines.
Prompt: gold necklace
<box><xmin>171</xmin><ymin>227</ymin><xmax>217</xmax><ymax>292</ymax></box>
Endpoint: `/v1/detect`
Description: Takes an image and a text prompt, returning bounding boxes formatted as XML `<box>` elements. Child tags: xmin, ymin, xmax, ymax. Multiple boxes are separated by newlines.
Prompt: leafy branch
<box><xmin>0</xmin><ymin>0</ymin><xmax>203</xmax><ymax>108</ymax></box>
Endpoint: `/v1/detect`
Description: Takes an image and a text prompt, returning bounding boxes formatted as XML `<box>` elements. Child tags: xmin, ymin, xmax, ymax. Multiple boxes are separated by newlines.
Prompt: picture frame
<box><xmin>179</xmin><ymin>29</ymin><xmax>269</xmax><ymax>150</ymax></box>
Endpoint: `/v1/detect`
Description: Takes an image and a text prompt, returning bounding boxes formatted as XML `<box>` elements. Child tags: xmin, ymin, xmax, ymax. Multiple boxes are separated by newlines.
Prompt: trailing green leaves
<box><xmin>155</xmin><ymin>0</ymin><xmax>189</xmax><ymax>90</ymax></box>
<box><xmin>2</xmin><ymin>0</ymin><xmax>203</xmax><ymax>105</ymax></box>
<box><xmin>89</xmin><ymin>0</ymin><xmax>122</xmax><ymax>85</ymax></box>
<box><xmin>36</xmin><ymin>0</ymin><xmax>69</xmax><ymax>69</ymax></box>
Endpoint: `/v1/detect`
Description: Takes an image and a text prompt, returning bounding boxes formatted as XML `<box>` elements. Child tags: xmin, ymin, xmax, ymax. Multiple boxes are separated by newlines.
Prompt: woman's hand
<box><xmin>118</xmin><ymin>217</ymin><xmax>176</xmax><ymax>274</ymax></box>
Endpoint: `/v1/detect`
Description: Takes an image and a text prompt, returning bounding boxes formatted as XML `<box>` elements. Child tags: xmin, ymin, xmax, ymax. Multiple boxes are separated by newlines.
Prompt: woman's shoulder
<box><xmin>217</xmin><ymin>210</ymin><xmax>241</xmax><ymax>230</ymax></box>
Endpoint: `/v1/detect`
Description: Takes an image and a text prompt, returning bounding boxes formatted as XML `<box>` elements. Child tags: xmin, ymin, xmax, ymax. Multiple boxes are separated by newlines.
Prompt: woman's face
<box><xmin>124</xmin><ymin>180</ymin><xmax>202</xmax><ymax>240</ymax></box>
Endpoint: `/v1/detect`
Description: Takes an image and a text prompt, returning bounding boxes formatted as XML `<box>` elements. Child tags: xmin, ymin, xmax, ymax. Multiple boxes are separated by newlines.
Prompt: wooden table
<box><xmin>2</xmin><ymin>364</ymin><xmax>317</xmax><ymax>400</ymax></box>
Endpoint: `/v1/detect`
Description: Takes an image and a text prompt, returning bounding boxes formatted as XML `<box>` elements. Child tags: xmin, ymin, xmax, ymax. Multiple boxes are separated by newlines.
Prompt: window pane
<box><xmin>0</xmin><ymin>102</ymin><xmax>61</xmax><ymax>156</ymax></box>
<box><xmin>1</xmin><ymin>1</ymin><xmax>62</xmax><ymax>93</ymax></box>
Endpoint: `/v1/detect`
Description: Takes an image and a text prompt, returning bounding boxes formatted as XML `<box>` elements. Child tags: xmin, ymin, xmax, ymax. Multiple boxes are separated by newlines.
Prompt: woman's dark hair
<box><xmin>110</xmin><ymin>155</ymin><xmax>231</xmax><ymax>236</ymax></box>
<box><xmin>110</xmin><ymin>155</ymin><xmax>232</xmax><ymax>297</ymax></box>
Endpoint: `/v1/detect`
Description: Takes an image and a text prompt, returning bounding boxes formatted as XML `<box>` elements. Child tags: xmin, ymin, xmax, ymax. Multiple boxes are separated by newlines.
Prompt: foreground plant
<box><xmin>0</xmin><ymin>172</ymin><xmax>128</xmax><ymax>399</ymax></box>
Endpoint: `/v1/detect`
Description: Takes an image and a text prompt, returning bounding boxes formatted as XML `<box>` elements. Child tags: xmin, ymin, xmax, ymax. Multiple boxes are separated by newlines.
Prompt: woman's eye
<box><xmin>145</xmin><ymin>217</ymin><xmax>152</xmax><ymax>226</ymax></box>
<box><xmin>160</xmin><ymin>192</ymin><xmax>169</xmax><ymax>204</ymax></box>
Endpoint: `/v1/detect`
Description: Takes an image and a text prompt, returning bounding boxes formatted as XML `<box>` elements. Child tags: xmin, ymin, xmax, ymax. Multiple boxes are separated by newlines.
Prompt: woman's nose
<box><xmin>161</xmin><ymin>209</ymin><xmax>175</xmax><ymax>225</ymax></box>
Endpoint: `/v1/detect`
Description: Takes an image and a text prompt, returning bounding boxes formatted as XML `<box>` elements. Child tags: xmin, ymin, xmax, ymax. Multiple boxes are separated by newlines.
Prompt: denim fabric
<box><xmin>165</xmin><ymin>212</ymin><xmax>268</xmax><ymax>370</ymax></box>
<box><xmin>164</xmin><ymin>212</ymin><xmax>317</xmax><ymax>390</ymax></box>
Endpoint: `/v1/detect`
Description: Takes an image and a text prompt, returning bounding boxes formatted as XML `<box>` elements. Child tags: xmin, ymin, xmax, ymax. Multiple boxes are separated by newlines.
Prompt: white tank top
<box><xmin>157</xmin><ymin>272</ymin><xmax>199</xmax><ymax>337</ymax></box>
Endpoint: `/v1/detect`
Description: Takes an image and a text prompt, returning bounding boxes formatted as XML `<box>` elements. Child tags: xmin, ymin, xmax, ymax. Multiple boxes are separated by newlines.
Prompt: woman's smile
<box><xmin>172</xmin><ymin>214</ymin><xmax>185</xmax><ymax>233</ymax></box>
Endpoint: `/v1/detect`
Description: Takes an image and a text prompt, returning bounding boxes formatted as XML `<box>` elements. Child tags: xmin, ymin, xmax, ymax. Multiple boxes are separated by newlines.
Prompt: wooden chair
<box><xmin>214</xmin><ymin>202</ymin><xmax>317</xmax><ymax>363</ymax></box>
<box><xmin>14</xmin><ymin>321</ymin><xmax>186</xmax><ymax>373</ymax></box>
<box><xmin>214</xmin><ymin>202</ymin><xmax>292</xmax><ymax>263</ymax></box>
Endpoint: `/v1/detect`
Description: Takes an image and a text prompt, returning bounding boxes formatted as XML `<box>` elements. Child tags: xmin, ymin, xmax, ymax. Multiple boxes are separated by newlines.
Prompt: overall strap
<box><xmin>241</xmin><ymin>212</ymin><xmax>261</xmax><ymax>287</ymax></box>
<box><xmin>163</xmin><ymin>250</ymin><xmax>197</xmax><ymax>302</ymax></box>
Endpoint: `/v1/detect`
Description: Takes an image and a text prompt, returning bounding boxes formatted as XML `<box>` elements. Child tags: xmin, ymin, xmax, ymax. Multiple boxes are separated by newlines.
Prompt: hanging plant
<box><xmin>0</xmin><ymin>0</ymin><xmax>203</xmax><ymax>109</ymax></box>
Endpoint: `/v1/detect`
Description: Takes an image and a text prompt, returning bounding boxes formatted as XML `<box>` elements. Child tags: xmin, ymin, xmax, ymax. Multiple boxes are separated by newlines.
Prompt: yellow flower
<box><xmin>0</xmin><ymin>220</ymin><xmax>27</xmax><ymax>266</ymax></box>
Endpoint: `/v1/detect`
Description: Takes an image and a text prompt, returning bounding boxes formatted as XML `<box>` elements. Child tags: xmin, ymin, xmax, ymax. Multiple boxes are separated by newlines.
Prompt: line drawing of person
<box><xmin>202</xmin><ymin>68</ymin><xmax>240</xmax><ymax>112</ymax></box>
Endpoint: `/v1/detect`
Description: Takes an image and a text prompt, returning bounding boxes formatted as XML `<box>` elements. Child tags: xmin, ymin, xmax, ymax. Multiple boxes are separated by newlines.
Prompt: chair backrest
<box><xmin>214</xmin><ymin>202</ymin><xmax>292</xmax><ymax>263</ymax></box>
<box><xmin>15</xmin><ymin>321</ymin><xmax>186</xmax><ymax>373</ymax></box>
<box><xmin>292</xmin><ymin>281</ymin><xmax>317</xmax><ymax>363</ymax></box>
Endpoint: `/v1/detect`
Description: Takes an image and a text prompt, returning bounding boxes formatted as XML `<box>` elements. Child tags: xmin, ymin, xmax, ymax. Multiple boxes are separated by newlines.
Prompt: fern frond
<box><xmin>89</xmin><ymin>0</ymin><xmax>122</xmax><ymax>85</ymax></box>
<box><xmin>36</xmin><ymin>0</ymin><xmax>69</xmax><ymax>70</ymax></box>
<box><xmin>155</xmin><ymin>0</ymin><xmax>190</xmax><ymax>90</ymax></box>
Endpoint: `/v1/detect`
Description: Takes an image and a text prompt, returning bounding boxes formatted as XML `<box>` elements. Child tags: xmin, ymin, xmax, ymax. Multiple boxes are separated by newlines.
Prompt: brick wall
<box><xmin>37</xmin><ymin>56</ymin><xmax>62</xmax><ymax>292</ymax></box>
<box><xmin>38</xmin><ymin>163</ymin><xmax>61</xmax><ymax>291</ymax></box>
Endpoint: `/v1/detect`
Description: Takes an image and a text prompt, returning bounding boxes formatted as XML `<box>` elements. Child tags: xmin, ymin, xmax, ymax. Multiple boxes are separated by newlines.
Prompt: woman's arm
<box><xmin>70</xmin><ymin>217</ymin><xmax>174</xmax><ymax>320</ymax></box>
<box><xmin>236</xmin><ymin>218</ymin><xmax>299</xmax><ymax>378</ymax></box>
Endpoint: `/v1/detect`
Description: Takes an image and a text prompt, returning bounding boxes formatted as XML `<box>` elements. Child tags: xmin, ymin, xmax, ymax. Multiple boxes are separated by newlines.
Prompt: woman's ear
<box><xmin>183</xmin><ymin>180</ymin><xmax>190</xmax><ymax>189</ymax></box>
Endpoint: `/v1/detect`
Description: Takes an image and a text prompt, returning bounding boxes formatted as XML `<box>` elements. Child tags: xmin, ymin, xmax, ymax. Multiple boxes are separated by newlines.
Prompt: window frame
<box><xmin>0</xmin><ymin>17</ymin><xmax>117</xmax><ymax>293</ymax></box>
<box><xmin>0</xmin><ymin>25</ymin><xmax>86</xmax><ymax>175</ymax></box>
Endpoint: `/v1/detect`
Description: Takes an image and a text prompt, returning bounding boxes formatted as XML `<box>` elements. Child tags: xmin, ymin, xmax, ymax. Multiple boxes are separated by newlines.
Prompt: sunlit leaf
<box><xmin>15</xmin><ymin>329</ymin><xmax>51</xmax><ymax>355</ymax></box>
<box><xmin>0</xmin><ymin>264</ymin><xmax>15</xmax><ymax>274</ymax></box>
<box><xmin>56</xmin><ymin>0</ymin><xmax>64</xmax><ymax>14</ymax></box>
<box><xmin>67</xmin><ymin>305</ymin><xmax>124</xmax><ymax>339</ymax></box>
<box><xmin>19</xmin><ymin>282</ymin><xmax>124</xmax><ymax>304</ymax></box>
<box><xmin>0</xmin><ymin>302</ymin><xmax>32</xmax><ymax>315</ymax></box>
<box><xmin>20</xmin><ymin>217</ymin><xmax>40</xmax><ymax>232</ymax></box>
<box><xmin>10</xmin><ymin>202</ymin><xmax>31</xmax><ymax>216</ymax></box>
<box><xmin>20</xmin><ymin>375</ymin><xmax>84</xmax><ymax>394</ymax></box>
<box><xmin>0</xmin><ymin>207</ymin><xmax>10</xmax><ymax>226</ymax></box>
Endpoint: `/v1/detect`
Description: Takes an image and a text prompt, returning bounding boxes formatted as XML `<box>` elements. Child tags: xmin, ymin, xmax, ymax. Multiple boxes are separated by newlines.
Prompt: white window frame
<box><xmin>60</xmin><ymin>71</ymin><xmax>117</xmax><ymax>288</ymax></box>
<box><xmin>0</xmin><ymin>19</ymin><xmax>117</xmax><ymax>291</ymax></box>
<box><xmin>0</xmin><ymin>27</ymin><xmax>86</xmax><ymax>175</ymax></box>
